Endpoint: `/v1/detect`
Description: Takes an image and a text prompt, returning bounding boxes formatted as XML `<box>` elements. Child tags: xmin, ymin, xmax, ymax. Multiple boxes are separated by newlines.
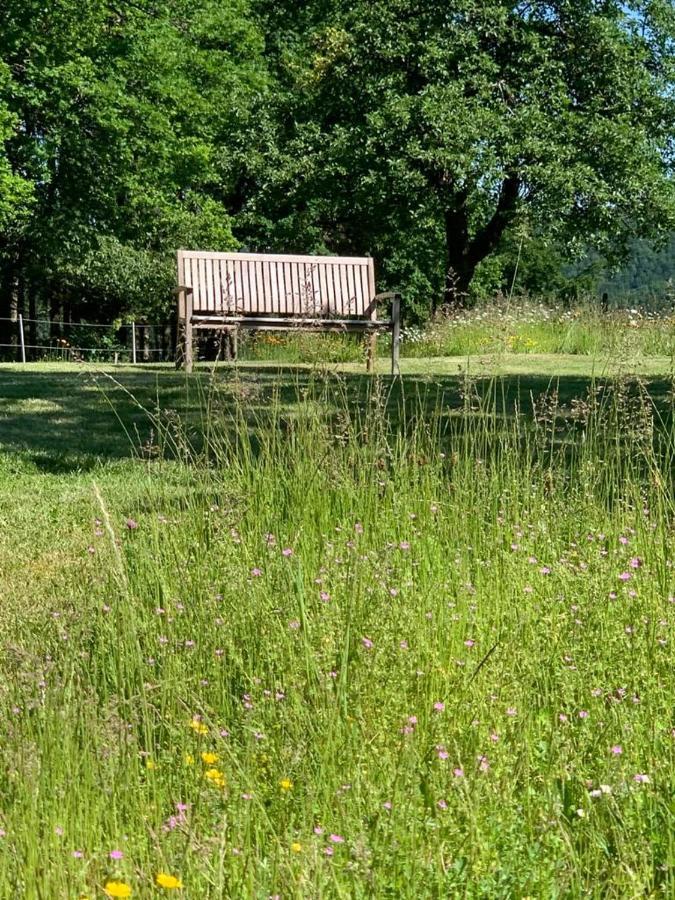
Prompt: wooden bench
<box><xmin>176</xmin><ymin>250</ymin><xmax>401</xmax><ymax>373</ymax></box>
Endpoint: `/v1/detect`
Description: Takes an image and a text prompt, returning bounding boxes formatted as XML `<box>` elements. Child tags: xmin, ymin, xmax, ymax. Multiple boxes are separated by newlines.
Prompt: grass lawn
<box><xmin>0</xmin><ymin>358</ymin><xmax>673</xmax><ymax>897</ymax></box>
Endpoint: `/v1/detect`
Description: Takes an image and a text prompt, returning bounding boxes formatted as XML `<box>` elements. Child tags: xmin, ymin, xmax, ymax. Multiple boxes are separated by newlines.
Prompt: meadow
<box><xmin>0</xmin><ymin>354</ymin><xmax>673</xmax><ymax>898</ymax></box>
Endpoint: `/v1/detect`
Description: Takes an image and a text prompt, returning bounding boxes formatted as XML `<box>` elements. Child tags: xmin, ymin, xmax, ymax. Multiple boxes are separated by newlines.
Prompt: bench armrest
<box><xmin>173</xmin><ymin>285</ymin><xmax>194</xmax><ymax>295</ymax></box>
<box><xmin>373</xmin><ymin>291</ymin><xmax>401</xmax><ymax>303</ymax></box>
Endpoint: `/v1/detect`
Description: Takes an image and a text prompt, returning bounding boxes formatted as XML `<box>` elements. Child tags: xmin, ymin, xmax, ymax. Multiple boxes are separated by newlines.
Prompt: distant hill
<box><xmin>600</xmin><ymin>234</ymin><xmax>675</xmax><ymax>307</ymax></box>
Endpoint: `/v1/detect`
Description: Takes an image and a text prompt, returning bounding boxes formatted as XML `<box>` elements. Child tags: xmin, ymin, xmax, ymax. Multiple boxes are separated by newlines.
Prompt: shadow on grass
<box><xmin>0</xmin><ymin>364</ymin><xmax>673</xmax><ymax>473</ymax></box>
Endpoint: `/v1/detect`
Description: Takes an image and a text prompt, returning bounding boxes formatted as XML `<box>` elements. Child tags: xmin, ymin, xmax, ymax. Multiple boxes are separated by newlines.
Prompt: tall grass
<box><xmin>233</xmin><ymin>301</ymin><xmax>675</xmax><ymax>364</ymax></box>
<box><xmin>0</xmin><ymin>373</ymin><xmax>673</xmax><ymax>897</ymax></box>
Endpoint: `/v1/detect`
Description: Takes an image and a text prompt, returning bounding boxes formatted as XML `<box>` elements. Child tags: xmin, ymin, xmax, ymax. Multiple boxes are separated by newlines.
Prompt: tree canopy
<box><xmin>0</xmin><ymin>0</ymin><xmax>673</xmax><ymax>332</ymax></box>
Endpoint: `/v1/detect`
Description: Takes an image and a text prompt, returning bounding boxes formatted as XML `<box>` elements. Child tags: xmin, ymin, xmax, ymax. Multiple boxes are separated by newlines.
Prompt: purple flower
<box><xmin>453</xmin><ymin>768</ymin><xmax>464</xmax><ymax>778</ymax></box>
<box><xmin>633</xmin><ymin>773</ymin><xmax>650</xmax><ymax>783</ymax></box>
<box><xmin>436</xmin><ymin>745</ymin><xmax>449</xmax><ymax>760</ymax></box>
<box><xmin>289</xmin><ymin>620</ymin><xmax>300</xmax><ymax>630</ymax></box>
<box><xmin>328</xmin><ymin>834</ymin><xmax>344</xmax><ymax>843</ymax></box>
<box><xmin>125</xmin><ymin>518</ymin><xmax>138</xmax><ymax>530</ymax></box>
<box><xmin>251</xmin><ymin>567</ymin><xmax>262</xmax><ymax>577</ymax></box>
<box><xmin>72</xmin><ymin>850</ymin><xmax>84</xmax><ymax>858</ymax></box>
<box><xmin>109</xmin><ymin>849</ymin><xmax>123</xmax><ymax>860</ymax></box>
<box><xmin>361</xmin><ymin>637</ymin><xmax>373</xmax><ymax>650</ymax></box>
<box><xmin>464</xmin><ymin>639</ymin><xmax>475</xmax><ymax>648</ymax></box>
<box><xmin>629</xmin><ymin>557</ymin><xmax>642</xmax><ymax>569</ymax></box>
<box><xmin>282</xmin><ymin>547</ymin><xmax>293</xmax><ymax>557</ymax></box>
<box><xmin>319</xmin><ymin>591</ymin><xmax>331</xmax><ymax>602</ymax></box>
<box><xmin>433</xmin><ymin>701</ymin><xmax>445</xmax><ymax>713</ymax></box>
<box><xmin>506</xmin><ymin>707</ymin><xmax>517</xmax><ymax>717</ymax></box>
<box><xmin>399</xmin><ymin>541</ymin><xmax>410</xmax><ymax>551</ymax></box>
<box><xmin>578</xmin><ymin>710</ymin><xmax>589</xmax><ymax>719</ymax></box>
<box><xmin>611</xmin><ymin>745</ymin><xmax>623</xmax><ymax>755</ymax></box>
<box><xmin>618</xmin><ymin>572</ymin><xmax>631</xmax><ymax>582</ymax></box>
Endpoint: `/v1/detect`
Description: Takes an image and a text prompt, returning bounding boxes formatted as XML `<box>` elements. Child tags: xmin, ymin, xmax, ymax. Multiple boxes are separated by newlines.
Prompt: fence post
<box><xmin>131</xmin><ymin>321</ymin><xmax>137</xmax><ymax>364</ymax></box>
<box><xmin>18</xmin><ymin>314</ymin><xmax>26</xmax><ymax>364</ymax></box>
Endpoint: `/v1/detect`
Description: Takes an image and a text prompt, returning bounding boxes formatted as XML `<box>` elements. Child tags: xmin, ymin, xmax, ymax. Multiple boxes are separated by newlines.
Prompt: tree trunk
<box><xmin>441</xmin><ymin>173</ymin><xmax>521</xmax><ymax>312</ymax></box>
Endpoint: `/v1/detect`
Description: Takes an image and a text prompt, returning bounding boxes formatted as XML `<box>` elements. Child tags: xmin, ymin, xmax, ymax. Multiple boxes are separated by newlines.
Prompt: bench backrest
<box><xmin>178</xmin><ymin>251</ymin><xmax>377</xmax><ymax>320</ymax></box>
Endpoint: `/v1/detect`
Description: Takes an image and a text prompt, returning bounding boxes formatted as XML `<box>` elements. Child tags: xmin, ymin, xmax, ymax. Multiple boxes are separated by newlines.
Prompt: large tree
<box><xmin>249</xmin><ymin>0</ymin><xmax>675</xmax><ymax>309</ymax></box>
<box><xmin>0</xmin><ymin>0</ymin><xmax>266</xmax><ymax>327</ymax></box>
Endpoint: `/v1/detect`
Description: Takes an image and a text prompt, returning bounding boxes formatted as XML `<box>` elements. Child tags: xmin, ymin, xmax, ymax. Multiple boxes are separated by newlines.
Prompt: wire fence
<box><xmin>0</xmin><ymin>316</ymin><xmax>174</xmax><ymax>364</ymax></box>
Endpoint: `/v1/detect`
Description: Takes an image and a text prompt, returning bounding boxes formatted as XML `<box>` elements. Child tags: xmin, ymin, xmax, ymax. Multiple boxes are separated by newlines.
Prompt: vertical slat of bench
<box><xmin>359</xmin><ymin>265</ymin><xmax>370</xmax><ymax>317</ymax></box>
<box><xmin>290</xmin><ymin>262</ymin><xmax>299</xmax><ymax>313</ymax></box>
<box><xmin>340</xmin><ymin>264</ymin><xmax>350</xmax><ymax>317</ymax></box>
<box><xmin>366</xmin><ymin>257</ymin><xmax>377</xmax><ymax>373</ymax></box>
<box><xmin>207</xmin><ymin>258</ymin><xmax>216</xmax><ymax>312</ymax></box>
<box><xmin>261</xmin><ymin>260</ymin><xmax>270</xmax><ymax>313</ymax></box>
<box><xmin>177</xmin><ymin>251</ymin><xmax>186</xmax><ymax>320</ymax></box>
<box><xmin>367</xmin><ymin>258</ymin><xmax>377</xmax><ymax>321</ymax></box>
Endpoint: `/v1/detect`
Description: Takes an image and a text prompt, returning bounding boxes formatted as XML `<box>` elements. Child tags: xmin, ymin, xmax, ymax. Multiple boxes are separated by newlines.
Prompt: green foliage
<box><xmin>0</xmin><ymin>0</ymin><xmax>265</xmax><ymax>317</ymax></box>
<box><xmin>0</xmin><ymin>0</ymin><xmax>673</xmax><ymax>325</ymax></box>
<box><xmin>248</xmin><ymin>0</ymin><xmax>675</xmax><ymax>309</ymax></box>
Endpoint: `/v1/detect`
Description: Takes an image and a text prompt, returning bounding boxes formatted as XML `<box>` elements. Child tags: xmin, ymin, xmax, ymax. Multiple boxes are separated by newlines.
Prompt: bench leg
<box><xmin>366</xmin><ymin>333</ymin><xmax>377</xmax><ymax>373</ymax></box>
<box><xmin>391</xmin><ymin>296</ymin><xmax>401</xmax><ymax>376</ymax></box>
<box><xmin>184</xmin><ymin>317</ymin><xmax>193</xmax><ymax>373</ymax></box>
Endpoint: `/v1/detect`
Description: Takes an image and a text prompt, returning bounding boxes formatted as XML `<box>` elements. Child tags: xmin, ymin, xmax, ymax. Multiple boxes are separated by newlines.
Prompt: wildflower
<box><xmin>109</xmin><ymin>850</ymin><xmax>124</xmax><ymax>860</ymax></box>
<box><xmin>361</xmin><ymin>637</ymin><xmax>373</xmax><ymax>650</ymax></box>
<box><xmin>72</xmin><ymin>850</ymin><xmax>84</xmax><ymax>858</ymax></box>
<box><xmin>323</xmin><ymin>847</ymin><xmax>334</xmax><ymax>856</ymax></box>
<box><xmin>204</xmin><ymin>768</ymin><xmax>226</xmax><ymax>789</ymax></box>
<box><xmin>453</xmin><ymin>768</ymin><xmax>464</xmax><ymax>778</ymax></box>
<box><xmin>433</xmin><ymin>702</ymin><xmax>445</xmax><ymax>713</ymax></box>
<box><xmin>436</xmin><ymin>745</ymin><xmax>449</xmax><ymax>760</ymax></box>
<box><xmin>506</xmin><ymin>707</ymin><xmax>517</xmax><ymax>717</ymax></box>
<box><xmin>629</xmin><ymin>557</ymin><xmax>642</xmax><ymax>569</ymax></box>
<box><xmin>399</xmin><ymin>541</ymin><xmax>410</xmax><ymax>551</ymax></box>
<box><xmin>125</xmin><ymin>518</ymin><xmax>138</xmax><ymax>530</ymax></box>
<box><xmin>578</xmin><ymin>710</ymin><xmax>589</xmax><ymax>719</ymax></box>
<box><xmin>251</xmin><ymin>567</ymin><xmax>262</xmax><ymax>577</ymax></box>
<box><xmin>184</xmin><ymin>754</ymin><xmax>194</xmax><ymax>766</ymax></box>
<box><xmin>464</xmin><ymin>639</ymin><xmax>475</xmax><ymax>648</ymax></box>
<box><xmin>282</xmin><ymin>547</ymin><xmax>293</xmax><ymax>557</ymax></box>
<box><xmin>633</xmin><ymin>773</ymin><xmax>650</xmax><ymax>784</ymax></box>
<box><xmin>576</xmin><ymin>809</ymin><xmax>585</xmax><ymax>818</ymax></box>
<box><xmin>290</xmin><ymin>842</ymin><xmax>302</xmax><ymax>854</ymax></box>
<box><xmin>618</xmin><ymin>572</ymin><xmax>631</xmax><ymax>582</ymax></box>
<box><xmin>201</xmin><ymin>751</ymin><xmax>219</xmax><ymax>765</ymax></box>
<box><xmin>383</xmin><ymin>801</ymin><xmax>392</xmax><ymax>810</ymax></box>
<box><xmin>279</xmin><ymin>778</ymin><xmax>293</xmax><ymax>792</ymax></box>
<box><xmin>145</xmin><ymin>758</ymin><xmax>156</xmax><ymax>771</ymax></box>
<box><xmin>156</xmin><ymin>873</ymin><xmax>183</xmax><ymax>889</ymax></box>
<box><xmin>104</xmin><ymin>883</ymin><xmax>132</xmax><ymax>898</ymax></box>
<box><xmin>319</xmin><ymin>591</ymin><xmax>331</xmax><ymax>602</ymax></box>
<box><xmin>328</xmin><ymin>834</ymin><xmax>344</xmax><ymax>843</ymax></box>
<box><xmin>189</xmin><ymin>718</ymin><xmax>208</xmax><ymax>736</ymax></box>
<box><xmin>288</xmin><ymin>619</ymin><xmax>301</xmax><ymax>630</ymax></box>
<box><xmin>437</xmin><ymin>799</ymin><xmax>448</xmax><ymax>810</ymax></box>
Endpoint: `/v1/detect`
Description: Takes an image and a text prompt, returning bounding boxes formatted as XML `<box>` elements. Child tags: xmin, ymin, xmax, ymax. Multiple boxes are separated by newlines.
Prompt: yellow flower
<box><xmin>104</xmin><ymin>882</ymin><xmax>132</xmax><ymax>899</ymax></box>
<box><xmin>279</xmin><ymin>778</ymin><xmax>293</xmax><ymax>792</ymax></box>
<box><xmin>189</xmin><ymin>718</ymin><xmax>208</xmax><ymax>735</ymax></box>
<box><xmin>201</xmin><ymin>751</ymin><xmax>219</xmax><ymax>765</ymax></box>
<box><xmin>145</xmin><ymin>758</ymin><xmax>157</xmax><ymax>770</ymax></box>
<box><xmin>184</xmin><ymin>754</ymin><xmax>194</xmax><ymax>766</ymax></box>
<box><xmin>156</xmin><ymin>873</ymin><xmax>183</xmax><ymax>889</ymax></box>
<box><xmin>204</xmin><ymin>767</ymin><xmax>226</xmax><ymax>789</ymax></box>
<box><xmin>291</xmin><ymin>842</ymin><xmax>302</xmax><ymax>854</ymax></box>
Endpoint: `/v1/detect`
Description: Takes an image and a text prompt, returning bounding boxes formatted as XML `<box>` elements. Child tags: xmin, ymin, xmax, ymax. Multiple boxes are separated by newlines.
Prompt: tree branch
<box><xmin>466</xmin><ymin>173</ymin><xmax>520</xmax><ymax>267</ymax></box>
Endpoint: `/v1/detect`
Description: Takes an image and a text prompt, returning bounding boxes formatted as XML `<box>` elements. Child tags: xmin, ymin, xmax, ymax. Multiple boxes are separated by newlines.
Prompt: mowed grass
<box><xmin>0</xmin><ymin>360</ymin><xmax>673</xmax><ymax>898</ymax></box>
